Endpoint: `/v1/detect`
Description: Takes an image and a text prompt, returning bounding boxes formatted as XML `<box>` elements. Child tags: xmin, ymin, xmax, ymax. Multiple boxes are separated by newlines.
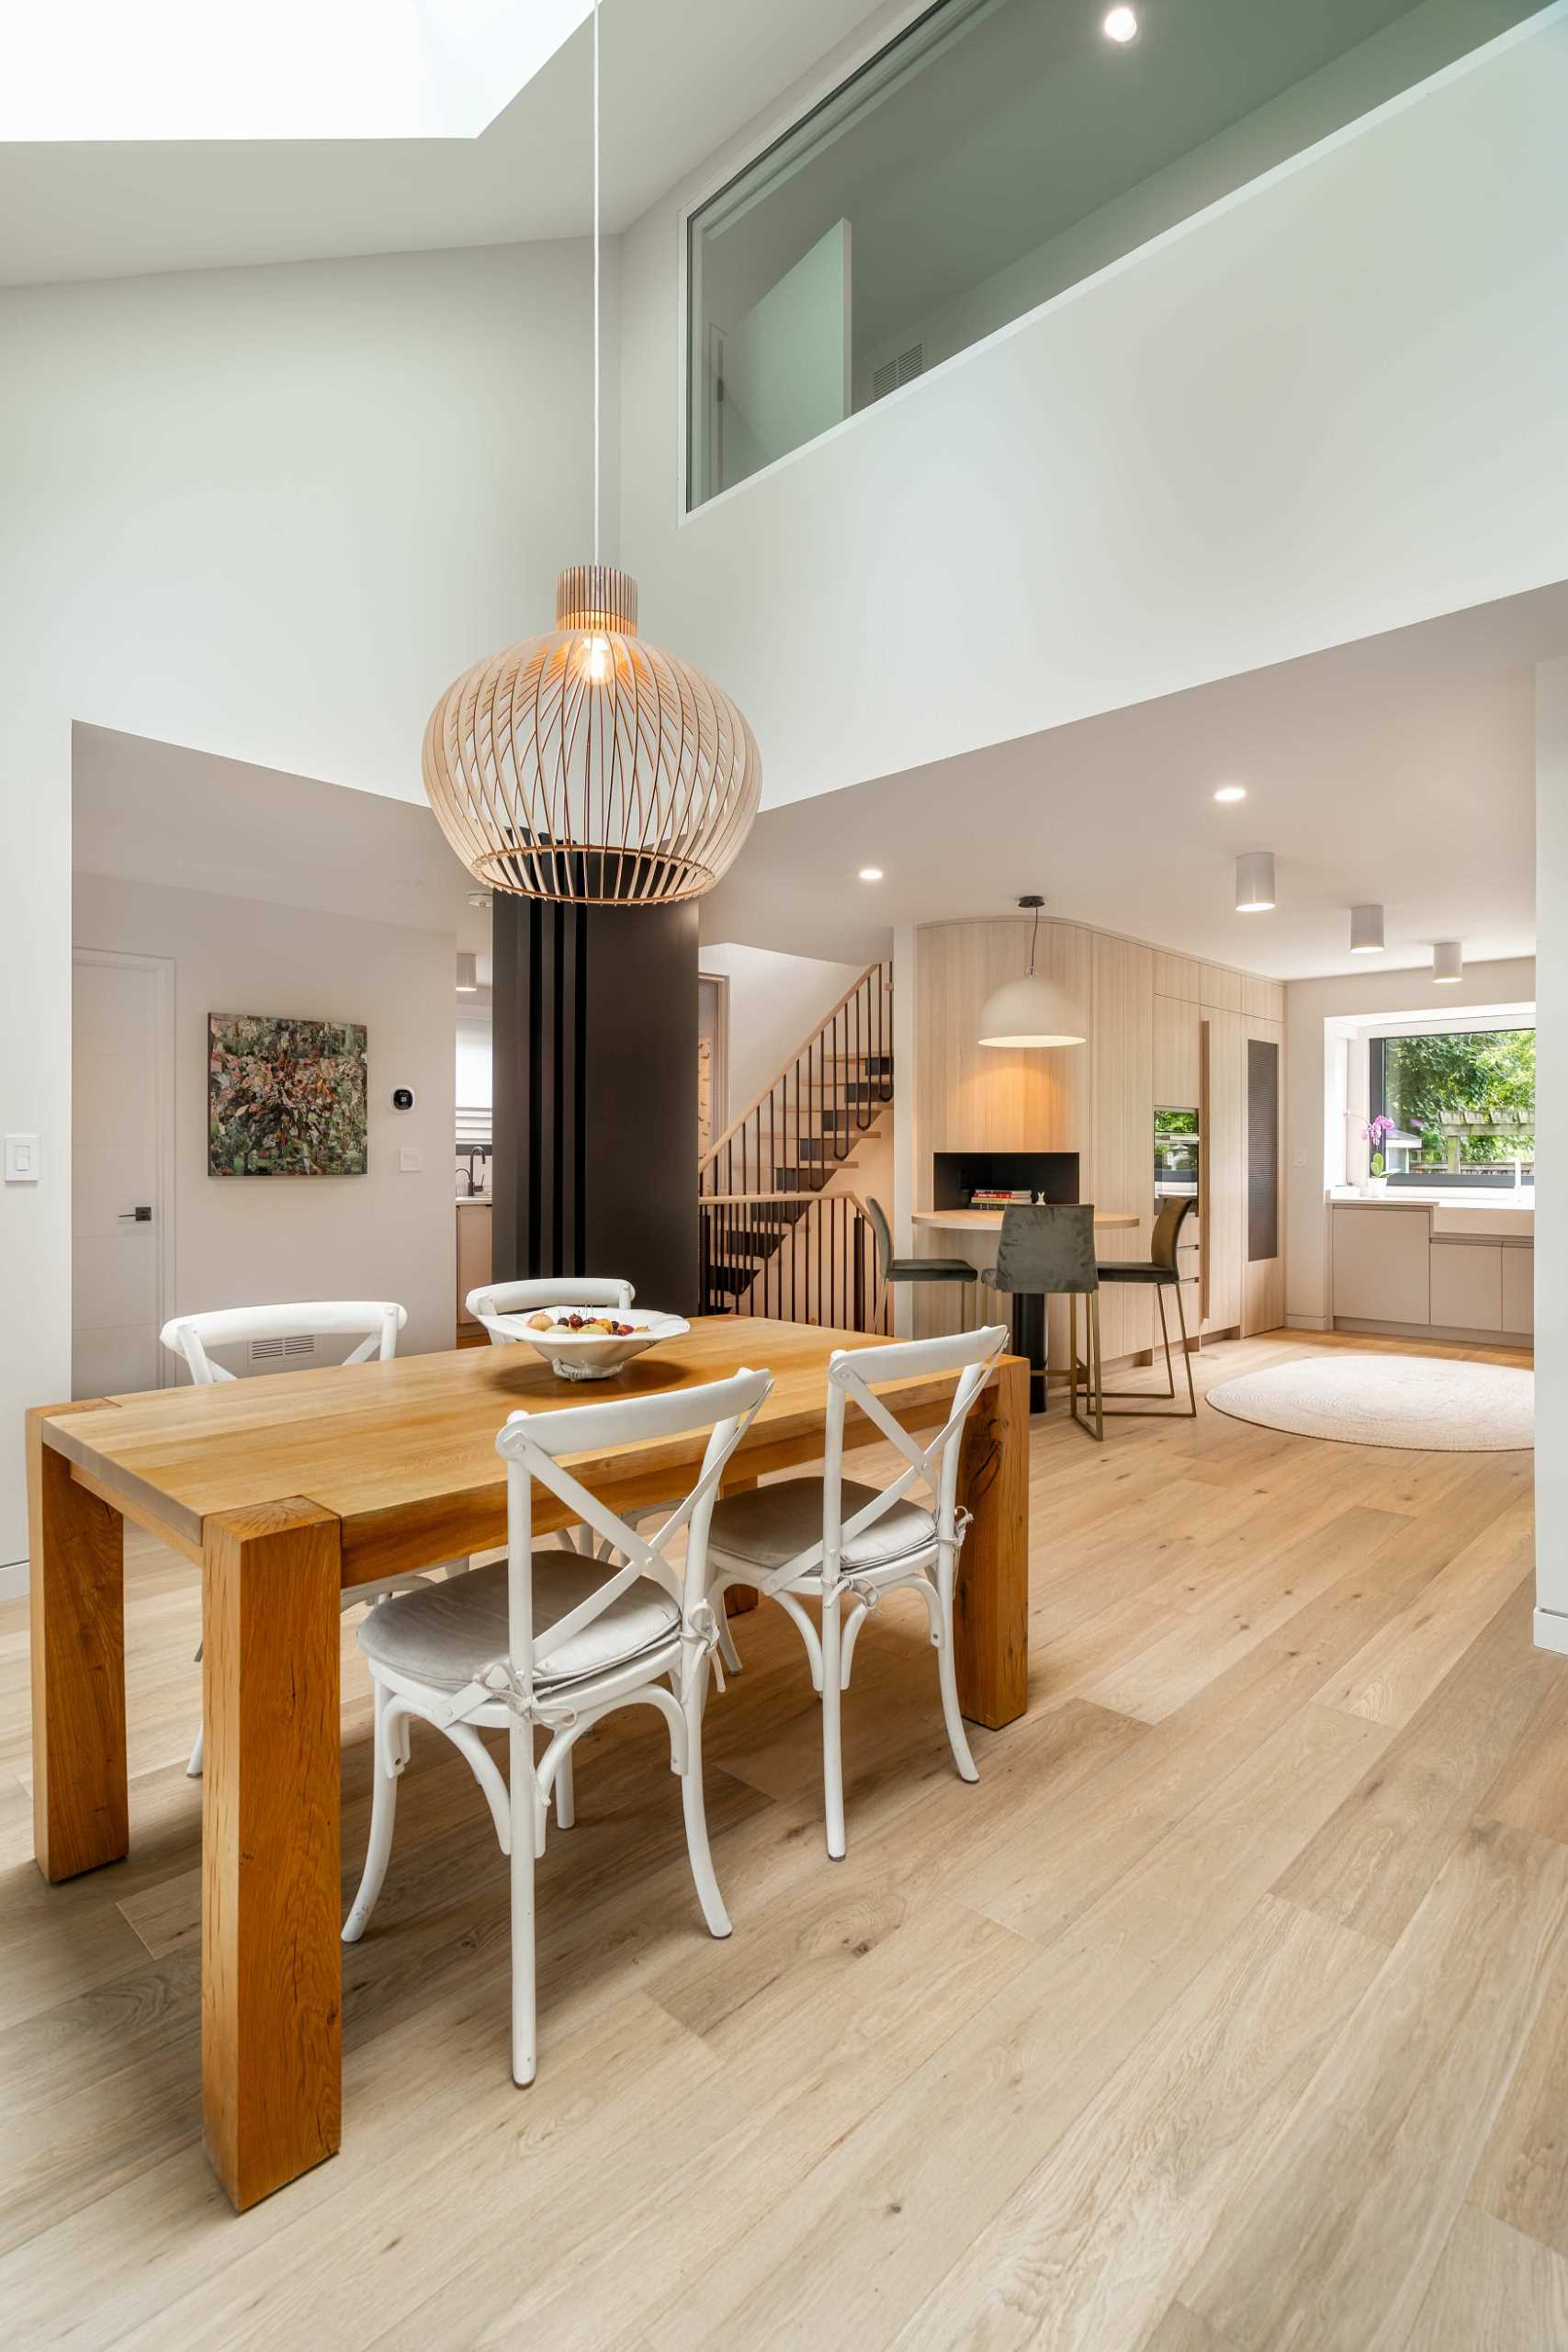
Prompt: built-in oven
<box><xmin>1155</xmin><ymin>1107</ymin><xmax>1200</xmax><ymax>1205</ymax></box>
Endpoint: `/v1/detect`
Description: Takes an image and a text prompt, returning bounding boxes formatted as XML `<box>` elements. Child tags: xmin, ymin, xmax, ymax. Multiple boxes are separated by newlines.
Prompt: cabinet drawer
<box><xmin>1429</xmin><ymin>1240</ymin><xmax>1503</xmax><ymax>1333</ymax></box>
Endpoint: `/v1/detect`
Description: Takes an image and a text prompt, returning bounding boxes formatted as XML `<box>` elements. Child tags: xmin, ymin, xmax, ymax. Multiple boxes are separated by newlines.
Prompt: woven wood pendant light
<box><xmin>422</xmin><ymin>4</ymin><xmax>761</xmax><ymax>905</ymax></box>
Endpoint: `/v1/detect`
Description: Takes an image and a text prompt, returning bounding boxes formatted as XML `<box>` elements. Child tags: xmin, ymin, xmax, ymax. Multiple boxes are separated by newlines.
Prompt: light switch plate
<box><xmin>4</xmin><ymin>1134</ymin><xmax>39</xmax><ymax>1182</ymax></box>
<box><xmin>398</xmin><ymin>1147</ymin><xmax>422</xmax><ymax>1173</ymax></box>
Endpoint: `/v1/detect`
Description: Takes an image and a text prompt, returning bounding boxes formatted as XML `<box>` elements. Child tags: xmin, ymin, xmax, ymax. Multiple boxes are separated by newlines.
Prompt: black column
<box><xmin>492</xmin><ymin>896</ymin><xmax>698</xmax><ymax>1314</ymax></box>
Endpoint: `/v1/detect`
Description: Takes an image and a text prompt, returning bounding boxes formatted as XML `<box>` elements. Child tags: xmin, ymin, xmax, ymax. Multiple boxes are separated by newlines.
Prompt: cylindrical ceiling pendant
<box><xmin>977</xmin><ymin>896</ymin><xmax>1086</xmax><ymax>1047</ymax></box>
<box><xmin>1349</xmin><ymin>904</ymin><xmax>1384</xmax><ymax>954</ymax></box>
<box><xmin>423</xmin><ymin>566</ymin><xmax>761</xmax><ymax>906</ymax></box>
<box><xmin>1433</xmin><ymin>940</ymin><xmax>1464</xmax><ymax>983</ymax></box>
<box><xmin>1235</xmin><ymin>851</ymin><xmax>1276</xmax><ymax>912</ymax></box>
<box><xmin>456</xmin><ymin>952</ymin><xmax>479</xmax><ymax>992</ymax></box>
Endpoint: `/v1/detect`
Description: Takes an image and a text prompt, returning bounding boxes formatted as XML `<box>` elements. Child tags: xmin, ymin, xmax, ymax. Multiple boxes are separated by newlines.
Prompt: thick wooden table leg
<box><xmin>721</xmin><ymin>1473</ymin><xmax>759</xmax><ymax>1616</ymax></box>
<box><xmin>28</xmin><ymin>1408</ymin><xmax>129</xmax><ymax>1883</ymax></box>
<box><xmin>953</xmin><ymin>1357</ymin><xmax>1029</xmax><ymax>1730</ymax></box>
<box><xmin>203</xmin><ymin>1497</ymin><xmax>343</xmax><ymax>2211</ymax></box>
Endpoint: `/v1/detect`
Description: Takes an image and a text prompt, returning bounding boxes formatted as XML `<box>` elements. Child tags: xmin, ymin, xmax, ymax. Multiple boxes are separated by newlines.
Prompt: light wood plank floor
<box><xmin>1</xmin><ymin>1329</ymin><xmax>1559</xmax><ymax>2349</ymax></box>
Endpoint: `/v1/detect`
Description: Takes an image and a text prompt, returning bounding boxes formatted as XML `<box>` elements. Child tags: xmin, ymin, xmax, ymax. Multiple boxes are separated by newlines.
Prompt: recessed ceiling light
<box><xmin>1213</xmin><ymin>785</ymin><xmax>1247</xmax><ymax>804</ymax></box>
<box><xmin>858</xmin><ymin>866</ymin><xmax>885</xmax><ymax>882</ymax></box>
<box><xmin>1102</xmin><ymin>6</ymin><xmax>1139</xmax><ymax>43</ymax></box>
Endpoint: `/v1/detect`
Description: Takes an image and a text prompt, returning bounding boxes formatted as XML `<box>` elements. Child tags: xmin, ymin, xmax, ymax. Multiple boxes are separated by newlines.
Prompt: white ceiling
<box><xmin>696</xmin><ymin>584</ymin><xmax>1566</xmax><ymax>980</ymax></box>
<box><xmin>0</xmin><ymin>0</ymin><xmax>880</xmax><ymax>287</ymax></box>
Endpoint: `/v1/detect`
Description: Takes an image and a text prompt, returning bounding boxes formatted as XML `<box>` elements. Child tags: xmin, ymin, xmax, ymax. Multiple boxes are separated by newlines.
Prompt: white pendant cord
<box><xmin>592</xmin><ymin>0</ymin><xmax>601</xmax><ymax>568</ymax></box>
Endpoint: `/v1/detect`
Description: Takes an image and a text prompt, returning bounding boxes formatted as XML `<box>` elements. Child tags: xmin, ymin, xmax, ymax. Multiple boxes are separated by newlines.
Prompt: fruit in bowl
<box><xmin>487</xmin><ymin>1303</ymin><xmax>691</xmax><ymax>1381</ymax></box>
<box><xmin>525</xmin><ymin>1310</ymin><xmax>637</xmax><ymax>1335</ymax></box>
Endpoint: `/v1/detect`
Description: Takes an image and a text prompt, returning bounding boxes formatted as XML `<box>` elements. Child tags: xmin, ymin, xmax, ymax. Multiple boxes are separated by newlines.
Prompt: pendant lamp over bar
<box><xmin>977</xmin><ymin>896</ymin><xmax>1086</xmax><ymax>1047</ymax></box>
<box><xmin>1433</xmin><ymin>940</ymin><xmax>1464</xmax><ymax>983</ymax></box>
<box><xmin>1349</xmin><ymin>904</ymin><xmax>1384</xmax><ymax>954</ymax></box>
<box><xmin>421</xmin><ymin>2</ymin><xmax>761</xmax><ymax>905</ymax></box>
<box><xmin>1235</xmin><ymin>851</ymin><xmax>1276</xmax><ymax>912</ymax></box>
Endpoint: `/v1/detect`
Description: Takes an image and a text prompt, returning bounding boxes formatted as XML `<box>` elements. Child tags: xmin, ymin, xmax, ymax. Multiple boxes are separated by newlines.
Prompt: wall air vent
<box><xmin>872</xmin><ymin>342</ymin><xmax>924</xmax><ymax>401</ymax></box>
<box><xmin>249</xmin><ymin>1334</ymin><xmax>315</xmax><ymax>1363</ymax></box>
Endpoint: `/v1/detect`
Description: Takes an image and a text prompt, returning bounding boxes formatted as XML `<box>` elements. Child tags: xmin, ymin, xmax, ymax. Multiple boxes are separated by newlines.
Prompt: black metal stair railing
<box><xmin>698</xmin><ymin>962</ymin><xmax>893</xmax><ymax>1329</ymax></box>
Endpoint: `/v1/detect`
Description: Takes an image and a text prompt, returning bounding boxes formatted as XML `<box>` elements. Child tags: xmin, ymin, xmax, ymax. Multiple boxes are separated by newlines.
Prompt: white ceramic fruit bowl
<box><xmin>488</xmin><ymin>1305</ymin><xmax>691</xmax><ymax>1382</ymax></box>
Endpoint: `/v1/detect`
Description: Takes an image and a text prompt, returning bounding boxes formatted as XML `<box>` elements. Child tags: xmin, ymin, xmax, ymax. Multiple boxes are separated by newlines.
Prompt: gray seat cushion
<box><xmin>1096</xmin><ymin>1261</ymin><xmax>1179</xmax><ymax>1283</ymax></box>
<box><xmin>357</xmin><ymin>1553</ymin><xmax>681</xmax><ymax>1694</ymax></box>
<box><xmin>888</xmin><ymin>1258</ymin><xmax>976</xmax><ymax>1282</ymax></box>
<box><xmin>708</xmin><ymin>1477</ymin><xmax>938</xmax><ymax>1578</ymax></box>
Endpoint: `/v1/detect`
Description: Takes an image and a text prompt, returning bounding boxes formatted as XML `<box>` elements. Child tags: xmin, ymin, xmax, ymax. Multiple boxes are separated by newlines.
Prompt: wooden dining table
<box><xmin>28</xmin><ymin>1316</ymin><xmax>1029</xmax><ymax>2212</ymax></box>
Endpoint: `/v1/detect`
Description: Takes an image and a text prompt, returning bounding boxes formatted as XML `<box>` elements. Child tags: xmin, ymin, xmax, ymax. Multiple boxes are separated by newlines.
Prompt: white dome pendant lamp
<box><xmin>422</xmin><ymin>1</ymin><xmax>761</xmax><ymax>905</ymax></box>
<box><xmin>977</xmin><ymin>897</ymin><xmax>1086</xmax><ymax>1047</ymax></box>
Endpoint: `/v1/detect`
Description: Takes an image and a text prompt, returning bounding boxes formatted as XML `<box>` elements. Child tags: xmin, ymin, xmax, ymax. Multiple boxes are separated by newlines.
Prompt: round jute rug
<box><xmin>1205</xmin><ymin>1351</ymin><xmax>1533</xmax><ymax>1452</ymax></box>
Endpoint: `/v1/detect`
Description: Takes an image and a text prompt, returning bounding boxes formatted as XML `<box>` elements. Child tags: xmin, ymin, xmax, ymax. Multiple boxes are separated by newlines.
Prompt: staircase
<box><xmin>699</xmin><ymin>961</ymin><xmax>894</xmax><ymax>1328</ymax></box>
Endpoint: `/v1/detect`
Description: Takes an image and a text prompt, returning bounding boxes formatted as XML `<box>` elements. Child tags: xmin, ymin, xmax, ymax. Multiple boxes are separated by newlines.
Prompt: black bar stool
<box><xmin>981</xmin><ymin>1203</ymin><xmax>1102</xmax><ymax>1435</ymax></box>
<box><xmin>864</xmin><ymin>1197</ymin><xmax>977</xmax><ymax>1329</ymax></box>
<box><xmin>1096</xmin><ymin>1196</ymin><xmax>1198</xmax><ymax>1418</ymax></box>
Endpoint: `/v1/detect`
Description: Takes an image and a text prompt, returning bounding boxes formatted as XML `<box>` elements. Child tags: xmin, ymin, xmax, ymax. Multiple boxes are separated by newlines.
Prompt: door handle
<box><xmin>118</xmin><ymin>1205</ymin><xmax>153</xmax><ymax>1222</ymax></box>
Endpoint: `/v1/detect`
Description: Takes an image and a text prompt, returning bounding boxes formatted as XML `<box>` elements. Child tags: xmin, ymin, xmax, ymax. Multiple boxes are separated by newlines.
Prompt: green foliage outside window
<box><xmin>1376</xmin><ymin>1029</ymin><xmax>1534</xmax><ymax>1169</ymax></box>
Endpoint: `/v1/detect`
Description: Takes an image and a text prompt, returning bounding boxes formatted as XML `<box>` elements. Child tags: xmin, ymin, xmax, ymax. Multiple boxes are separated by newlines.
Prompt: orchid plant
<box><xmin>1360</xmin><ymin>1113</ymin><xmax>1396</xmax><ymax>1178</ymax></box>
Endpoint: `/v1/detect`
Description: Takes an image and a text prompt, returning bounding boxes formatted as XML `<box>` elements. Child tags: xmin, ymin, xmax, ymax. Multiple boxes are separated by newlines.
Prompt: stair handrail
<box><xmin>700</xmin><ymin>958</ymin><xmax>893</xmax><ymax>1193</ymax></box>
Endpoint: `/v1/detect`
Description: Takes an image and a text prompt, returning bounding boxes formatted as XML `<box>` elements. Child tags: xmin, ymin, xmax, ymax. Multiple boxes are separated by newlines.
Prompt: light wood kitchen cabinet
<box><xmin>456</xmin><ymin>1201</ymin><xmax>492</xmax><ymax>1331</ymax></box>
<box><xmin>1332</xmin><ymin>1205</ymin><xmax>1430</xmax><ymax>1325</ymax></box>
<box><xmin>1429</xmin><ymin>1239</ymin><xmax>1503</xmax><ymax>1333</ymax></box>
<box><xmin>1154</xmin><ymin>994</ymin><xmax>1201</xmax><ymax>1106</ymax></box>
<box><xmin>1502</xmin><ymin>1244</ymin><xmax>1534</xmax><ymax>1336</ymax></box>
<box><xmin>1201</xmin><ymin>1008</ymin><xmax>1245</xmax><ymax>1334</ymax></box>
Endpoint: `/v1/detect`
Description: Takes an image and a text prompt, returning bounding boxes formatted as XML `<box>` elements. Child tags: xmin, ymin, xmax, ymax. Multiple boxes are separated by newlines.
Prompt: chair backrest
<box><xmin>467</xmin><ymin>1276</ymin><xmax>635</xmax><ymax>1348</ymax></box>
<box><xmin>990</xmin><ymin>1203</ymin><xmax>1098</xmax><ymax>1295</ymax></box>
<box><xmin>804</xmin><ymin>1324</ymin><xmax>1009</xmax><ymax>1589</ymax></box>
<box><xmin>160</xmin><ymin>1300</ymin><xmax>405</xmax><ymax>1385</ymax></box>
<box><xmin>494</xmin><ymin>1368</ymin><xmax>773</xmax><ymax>1705</ymax></box>
<box><xmin>863</xmin><ymin>1197</ymin><xmax>894</xmax><ymax>1280</ymax></box>
<box><xmin>1150</xmin><ymin>1195</ymin><xmax>1194</xmax><ymax>1271</ymax></box>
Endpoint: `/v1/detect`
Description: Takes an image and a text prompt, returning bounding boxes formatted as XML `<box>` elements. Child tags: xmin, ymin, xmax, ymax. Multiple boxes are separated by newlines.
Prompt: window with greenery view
<box><xmin>1370</xmin><ymin>1028</ymin><xmax>1535</xmax><ymax>1191</ymax></box>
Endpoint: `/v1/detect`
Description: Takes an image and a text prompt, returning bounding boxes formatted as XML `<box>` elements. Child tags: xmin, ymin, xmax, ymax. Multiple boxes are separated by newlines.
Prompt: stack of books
<box><xmin>968</xmin><ymin>1187</ymin><xmax>1036</xmax><ymax>1207</ymax></box>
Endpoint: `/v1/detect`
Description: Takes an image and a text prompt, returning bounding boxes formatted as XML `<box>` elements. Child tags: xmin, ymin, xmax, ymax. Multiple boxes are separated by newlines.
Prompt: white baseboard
<box><xmin>0</xmin><ymin>1560</ymin><xmax>28</xmax><ymax>1604</ymax></box>
<box><xmin>1535</xmin><ymin>1608</ymin><xmax>1568</xmax><ymax>1657</ymax></box>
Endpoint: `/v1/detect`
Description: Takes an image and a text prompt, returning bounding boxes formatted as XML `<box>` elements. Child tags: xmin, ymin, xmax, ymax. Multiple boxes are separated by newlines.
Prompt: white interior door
<box><xmin>72</xmin><ymin>948</ymin><xmax>175</xmax><ymax>1398</ymax></box>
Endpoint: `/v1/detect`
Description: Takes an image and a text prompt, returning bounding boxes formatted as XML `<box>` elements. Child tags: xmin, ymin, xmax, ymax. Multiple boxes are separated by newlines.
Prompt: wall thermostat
<box><xmin>390</xmin><ymin>1087</ymin><xmax>416</xmax><ymax>1112</ymax></box>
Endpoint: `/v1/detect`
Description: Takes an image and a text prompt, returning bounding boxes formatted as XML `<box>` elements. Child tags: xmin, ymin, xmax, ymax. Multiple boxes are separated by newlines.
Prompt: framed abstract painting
<box><xmin>209</xmin><ymin>1013</ymin><xmax>368</xmax><ymax>1176</ymax></box>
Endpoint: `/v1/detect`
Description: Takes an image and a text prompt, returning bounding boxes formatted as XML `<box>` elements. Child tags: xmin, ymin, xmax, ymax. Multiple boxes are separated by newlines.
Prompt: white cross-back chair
<box><xmin>160</xmin><ymin>1300</ymin><xmax>457</xmax><ymax>1780</ymax></box>
<box><xmin>341</xmin><ymin>1365</ymin><xmax>773</xmax><ymax>2088</ymax></box>
<box><xmin>705</xmin><ymin>1325</ymin><xmax>1009</xmax><ymax>1860</ymax></box>
<box><xmin>460</xmin><ymin>1276</ymin><xmax>733</xmax><ymax>1657</ymax></box>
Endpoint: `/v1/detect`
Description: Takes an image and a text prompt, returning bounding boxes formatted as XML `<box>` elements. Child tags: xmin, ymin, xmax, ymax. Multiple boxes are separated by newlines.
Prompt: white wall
<box><xmin>1282</xmin><ymin>956</ymin><xmax>1538</xmax><ymax>1329</ymax></box>
<box><xmin>699</xmin><ymin>942</ymin><xmax>865</xmax><ymax>1126</ymax></box>
<box><xmin>0</xmin><ymin>236</ymin><xmax>606</xmax><ymax>1560</ymax></box>
<box><xmin>73</xmin><ymin>872</ymin><xmax>456</xmax><ymax>1360</ymax></box>
<box><xmin>1536</xmin><ymin>660</ymin><xmax>1568</xmax><ymax>1644</ymax></box>
<box><xmin>621</xmin><ymin>6</ymin><xmax>1568</xmax><ymax>812</ymax></box>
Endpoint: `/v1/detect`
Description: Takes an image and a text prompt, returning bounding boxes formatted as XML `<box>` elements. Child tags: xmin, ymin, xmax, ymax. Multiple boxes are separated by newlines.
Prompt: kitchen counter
<box><xmin>1327</xmin><ymin>1190</ymin><xmax>1533</xmax><ymax>1238</ymax></box>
